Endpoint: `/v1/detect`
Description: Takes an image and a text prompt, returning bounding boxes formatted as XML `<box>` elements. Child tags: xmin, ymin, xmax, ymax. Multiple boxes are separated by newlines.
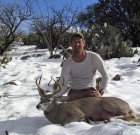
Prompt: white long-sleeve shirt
<box><xmin>56</xmin><ymin>51</ymin><xmax>109</xmax><ymax>97</ymax></box>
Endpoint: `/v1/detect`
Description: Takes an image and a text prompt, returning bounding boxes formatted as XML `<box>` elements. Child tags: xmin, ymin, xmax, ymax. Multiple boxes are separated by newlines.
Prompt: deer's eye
<box><xmin>47</xmin><ymin>99</ymin><xmax>52</xmax><ymax>102</ymax></box>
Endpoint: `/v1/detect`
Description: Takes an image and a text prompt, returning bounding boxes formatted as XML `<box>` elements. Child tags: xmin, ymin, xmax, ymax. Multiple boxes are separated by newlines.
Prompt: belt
<box><xmin>69</xmin><ymin>87</ymin><xmax>96</xmax><ymax>93</ymax></box>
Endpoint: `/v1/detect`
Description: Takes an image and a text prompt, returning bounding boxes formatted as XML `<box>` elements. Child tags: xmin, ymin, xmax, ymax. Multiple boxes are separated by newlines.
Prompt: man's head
<box><xmin>70</xmin><ymin>32</ymin><xmax>85</xmax><ymax>54</ymax></box>
<box><xmin>70</xmin><ymin>32</ymin><xmax>84</xmax><ymax>41</ymax></box>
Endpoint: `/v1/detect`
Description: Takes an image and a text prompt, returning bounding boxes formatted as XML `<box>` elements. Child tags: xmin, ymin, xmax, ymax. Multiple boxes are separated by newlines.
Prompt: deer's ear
<box><xmin>56</xmin><ymin>100</ymin><xmax>61</xmax><ymax>105</ymax></box>
<box><xmin>54</xmin><ymin>96</ymin><xmax>69</xmax><ymax>103</ymax></box>
<box><xmin>54</xmin><ymin>97</ymin><xmax>61</xmax><ymax>105</ymax></box>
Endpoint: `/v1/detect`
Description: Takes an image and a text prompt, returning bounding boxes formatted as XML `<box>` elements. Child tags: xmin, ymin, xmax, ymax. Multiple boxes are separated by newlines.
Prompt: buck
<box><xmin>35</xmin><ymin>76</ymin><xmax>138</xmax><ymax>125</ymax></box>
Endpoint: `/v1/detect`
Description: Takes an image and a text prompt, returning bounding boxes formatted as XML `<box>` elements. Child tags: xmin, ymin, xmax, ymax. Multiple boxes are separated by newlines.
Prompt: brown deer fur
<box><xmin>36</xmin><ymin>76</ymin><xmax>137</xmax><ymax>125</ymax></box>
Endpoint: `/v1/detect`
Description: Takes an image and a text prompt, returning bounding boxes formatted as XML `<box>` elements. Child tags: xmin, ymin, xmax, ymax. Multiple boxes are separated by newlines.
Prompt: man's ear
<box><xmin>83</xmin><ymin>40</ymin><xmax>86</xmax><ymax>47</ymax></box>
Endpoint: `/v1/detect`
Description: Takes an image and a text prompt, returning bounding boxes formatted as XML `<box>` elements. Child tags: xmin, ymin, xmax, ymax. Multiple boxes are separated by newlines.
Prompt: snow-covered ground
<box><xmin>0</xmin><ymin>45</ymin><xmax>140</xmax><ymax>135</ymax></box>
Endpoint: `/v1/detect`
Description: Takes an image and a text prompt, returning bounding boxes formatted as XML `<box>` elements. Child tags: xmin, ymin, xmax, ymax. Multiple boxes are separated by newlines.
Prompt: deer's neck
<box><xmin>44</xmin><ymin>100</ymin><xmax>59</xmax><ymax>123</ymax></box>
<box><xmin>47</xmin><ymin>100</ymin><xmax>58</xmax><ymax>112</ymax></box>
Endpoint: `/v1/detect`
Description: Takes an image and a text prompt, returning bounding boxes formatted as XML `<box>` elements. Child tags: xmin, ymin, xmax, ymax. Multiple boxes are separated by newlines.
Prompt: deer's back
<box><xmin>64</xmin><ymin>97</ymin><xmax>131</xmax><ymax>118</ymax></box>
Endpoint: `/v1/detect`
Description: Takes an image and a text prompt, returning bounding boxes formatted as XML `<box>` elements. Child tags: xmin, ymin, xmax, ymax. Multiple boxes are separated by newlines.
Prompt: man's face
<box><xmin>70</xmin><ymin>37</ymin><xmax>85</xmax><ymax>54</ymax></box>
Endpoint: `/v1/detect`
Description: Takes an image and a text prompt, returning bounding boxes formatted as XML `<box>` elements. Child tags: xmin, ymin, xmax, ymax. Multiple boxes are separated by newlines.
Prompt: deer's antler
<box><xmin>35</xmin><ymin>75</ymin><xmax>48</xmax><ymax>99</ymax></box>
<box><xmin>49</xmin><ymin>77</ymin><xmax>62</xmax><ymax>96</ymax></box>
<box><xmin>36</xmin><ymin>75</ymin><xmax>62</xmax><ymax>99</ymax></box>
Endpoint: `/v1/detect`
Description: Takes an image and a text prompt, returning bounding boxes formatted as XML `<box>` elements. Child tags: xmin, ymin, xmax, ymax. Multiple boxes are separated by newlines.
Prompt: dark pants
<box><xmin>68</xmin><ymin>87</ymin><xmax>101</xmax><ymax>101</ymax></box>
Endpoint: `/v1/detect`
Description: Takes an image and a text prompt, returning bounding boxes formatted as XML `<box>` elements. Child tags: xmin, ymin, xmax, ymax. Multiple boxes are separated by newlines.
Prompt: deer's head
<box><xmin>35</xmin><ymin>75</ymin><xmax>61</xmax><ymax>111</ymax></box>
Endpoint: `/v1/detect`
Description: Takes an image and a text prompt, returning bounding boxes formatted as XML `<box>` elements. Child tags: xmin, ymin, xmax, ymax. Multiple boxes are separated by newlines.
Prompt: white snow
<box><xmin>0</xmin><ymin>45</ymin><xmax>140</xmax><ymax>135</ymax></box>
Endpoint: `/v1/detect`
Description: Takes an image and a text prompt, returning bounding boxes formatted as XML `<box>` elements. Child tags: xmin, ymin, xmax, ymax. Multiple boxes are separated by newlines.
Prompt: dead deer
<box><xmin>35</xmin><ymin>76</ymin><xmax>138</xmax><ymax>125</ymax></box>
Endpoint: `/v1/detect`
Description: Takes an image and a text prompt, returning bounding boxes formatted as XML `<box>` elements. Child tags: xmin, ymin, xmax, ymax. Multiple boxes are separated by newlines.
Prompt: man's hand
<box><xmin>99</xmin><ymin>89</ymin><xmax>104</xmax><ymax>95</ymax></box>
<box><xmin>90</xmin><ymin>91</ymin><xmax>102</xmax><ymax>97</ymax></box>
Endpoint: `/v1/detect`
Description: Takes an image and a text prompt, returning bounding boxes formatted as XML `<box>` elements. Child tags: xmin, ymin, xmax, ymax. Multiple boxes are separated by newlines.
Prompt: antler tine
<box><xmin>39</xmin><ymin>74</ymin><xmax>42</xmax><ymax>85</ymax></box>
<box><xmin>50</xmin><ymin>78</ymin><xmax>62</xmax><ymax>96</ymax></box>
<box><xmin>35</xmin><ymin>75</ymin><xmax>47</xmax><ymax>98</ymax></box>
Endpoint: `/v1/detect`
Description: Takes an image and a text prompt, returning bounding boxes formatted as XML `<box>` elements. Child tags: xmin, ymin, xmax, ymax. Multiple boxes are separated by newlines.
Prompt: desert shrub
<box><xmin>0</xmin><ymin>55</ymin><xmax>12</xmax><ymax>68</ymax></box>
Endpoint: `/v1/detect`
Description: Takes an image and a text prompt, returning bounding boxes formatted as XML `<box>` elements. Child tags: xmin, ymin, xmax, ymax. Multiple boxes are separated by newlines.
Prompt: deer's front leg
<box><xmin>62</xmin><ymin>109</ymin><xmax>85</xmax><ymax>126</ymax></box>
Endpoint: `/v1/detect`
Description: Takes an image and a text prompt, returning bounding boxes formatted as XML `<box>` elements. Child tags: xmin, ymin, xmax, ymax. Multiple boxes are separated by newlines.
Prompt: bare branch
<box><xmin>31</xmin><ymin>4</ymin><xmax>78</xmax><ymax>56</ymax></box>
<box><xmin>0</xmin><ymin>0</ymin><xmax>34</xmax><ymax>55</ymax></box>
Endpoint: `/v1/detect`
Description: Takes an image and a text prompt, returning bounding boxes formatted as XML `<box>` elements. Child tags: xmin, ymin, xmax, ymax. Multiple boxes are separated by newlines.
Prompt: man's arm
<box><xmin>94</xmin><ymin>54</ymin><xmax>109</xmax><ymax>92</ymax></box>
<box><xmin>55</xmin><ymin>59</ymin><xmax>71</xmax><ymax>97</ymax></box>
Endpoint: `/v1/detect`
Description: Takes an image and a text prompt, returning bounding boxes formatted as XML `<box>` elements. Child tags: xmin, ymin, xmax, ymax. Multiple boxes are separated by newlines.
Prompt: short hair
<box><xmin>70</xmin><ymin>32</ymin><xmax>84</xmax><ymax>41</ymax></box>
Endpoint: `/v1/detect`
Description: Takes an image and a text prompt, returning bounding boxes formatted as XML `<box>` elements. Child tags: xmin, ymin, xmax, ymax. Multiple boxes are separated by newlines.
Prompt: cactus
<box><xmin>81</xmin><ymin>24</ymin><xmax>138</xmax><ymax>59</ymax></box>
